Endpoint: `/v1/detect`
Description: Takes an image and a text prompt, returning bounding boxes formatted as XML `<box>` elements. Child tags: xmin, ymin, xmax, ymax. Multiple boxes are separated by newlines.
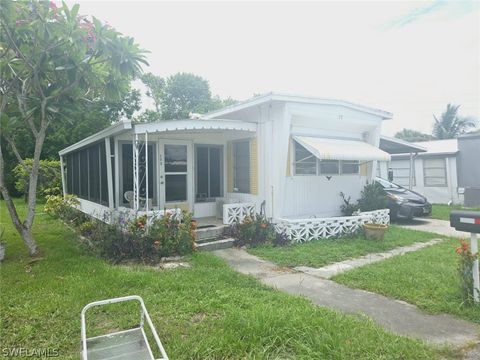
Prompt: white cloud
<box><xmin>68</xmin><ymin>1</ymin><xmax>479</xmax><ymax>135</ymax></box>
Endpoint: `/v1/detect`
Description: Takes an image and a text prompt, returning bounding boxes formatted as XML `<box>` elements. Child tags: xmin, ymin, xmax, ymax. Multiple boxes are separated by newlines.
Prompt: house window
<box><xmin>196</xmin><ymin>145</ymin><xmax>223</xmax><ymax>202</ymax></box>
<box><xmin>319</xmin><ymin>160</ymin><xmax>339</xmax><ymax>175</ymax></box>
<box><xmin>423</xmin><ymin>158</ymin><xmax>447</xmax><ymax>187</ymax></box>
<box><xmin>165</xmin><ymin>144</ymin><xmax>188</xmax><ymax>202</ymax></box>
<box><xmin>233</xmin><ymin>140</ymin><xmax>250</xmax><ymax>193</ymax></box>
<box><xmin>294</xmin><ymin>141</ymin><xmax>317</xmax><ymax>175</ymax></box>
<box><xmin>341</xmin><ymin>161</ymin><xmax>359</xmax><ymax>175</ymax></box>
<box><xmin>390</xmin><ymin>160</ymin><xmax>415</xmax><ymax>186</ymax></box>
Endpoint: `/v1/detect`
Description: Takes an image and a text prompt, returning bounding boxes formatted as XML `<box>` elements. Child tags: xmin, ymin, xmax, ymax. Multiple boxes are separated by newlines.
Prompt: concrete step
<box><xmin>196</xmin><ymin>238</ymin><xmax>235</xmax><ymax>251</ymax></box>
<box><xmin>194</xmin><ymin>225</ymin><xmax>227</xmax><ymax>242</ymax></box>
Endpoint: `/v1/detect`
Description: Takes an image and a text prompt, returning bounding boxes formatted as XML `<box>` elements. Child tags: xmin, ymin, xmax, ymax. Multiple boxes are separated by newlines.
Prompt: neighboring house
<box><xmin>59</xmin><ymin>93</ymin><xmax>395</xmax><ymax>241</ymax></box>
<box><xmin>378</xmin><ymin>139</ymin><xmax>462</xmax><ymax>204</ymax></box>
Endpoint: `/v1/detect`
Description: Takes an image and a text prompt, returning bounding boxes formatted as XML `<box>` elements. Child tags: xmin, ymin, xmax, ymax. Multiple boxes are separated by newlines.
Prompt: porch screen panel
<box><xmin>195</xmin><ymin>145</ymin><xmax>222</xmax><ymax>202</ymax></box>
<box><xmin>209</xmin><ymin>147</ymin><xmax>222</xmax><ymax>197</ymax></box>
<box><xmin>100</xmin><ymin>143</ymin><xmax>108</xmax><ymax>205</ymax></box>
<box><xmin>122</xmin><ymin>144</ymin><xmax>133</xmax><ymax>205</ymax></box>
<box><xmin>233</xmin><ymin>141</ymin><xmax>250</xmax><ymax>193</ymax></box>
<box><xmin>79</xmin><ymin>149</ymin><xmax>89</xmax><ymax>199</ymax></box>
<box><xmin>138</xmin><ymin>145</ymin><xmax>154</xmax><ymax>201</ymax></box>
<box><xmin>88</xmin><ymin>144</ymin><xmax>100</xmax><ymax>203</ymax></box>
<box><xmin>72</xmin><ymin>152</ymin><xmax>80</xmax><ymax>196</ymax></box>
<box><xmin>196</xmin><ymin>146</ymin><xmax>209</xmax><ymax>201</ymax></box>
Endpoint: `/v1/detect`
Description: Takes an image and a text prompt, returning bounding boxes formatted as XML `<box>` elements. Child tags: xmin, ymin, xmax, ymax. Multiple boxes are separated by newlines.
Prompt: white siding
<box><xmin>282</xmin><ymin>175</ymin><xmax>368</xmax><ymax>218</ymax></box>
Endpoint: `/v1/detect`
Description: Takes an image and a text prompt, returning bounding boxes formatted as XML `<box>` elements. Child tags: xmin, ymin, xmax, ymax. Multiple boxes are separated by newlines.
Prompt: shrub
<box><xmin>90</xmin><ymin>212</ymin><xmax>195</xmax><ymax>263</ymax></box>
<box><xmin>357</xmin><ymin>182</ymin><xmax>387</xmax><ymax>212</ymax></box>
<box><xmin>44</xmin><ymin>195</ymin><xmax>79</xmax><ymax>220</ymax></box>
<box><xmin>456</xmin><ymin>240</ymin><xmax>479</xmax><ymax>304</ymax></box>
<box><xmin>13</xmin><ymin>159</ymin><xmax>62</xmax><ymax>199</ymax></box>
<box><xmin>339</xmin><ymin>192</ymin><xmax>360</xmax><ymax>216</ymax></box>
<box><xmin>230</xmin><ymin>214</ymin><xmax>277</xmax><ymax>248</ymax></box>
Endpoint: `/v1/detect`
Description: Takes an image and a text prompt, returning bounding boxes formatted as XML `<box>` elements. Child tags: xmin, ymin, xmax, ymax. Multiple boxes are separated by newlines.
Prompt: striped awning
<box><xmin>293</xmin><ymin>136</ymin><xmax>391</xmax><ymax>162</ymax></box>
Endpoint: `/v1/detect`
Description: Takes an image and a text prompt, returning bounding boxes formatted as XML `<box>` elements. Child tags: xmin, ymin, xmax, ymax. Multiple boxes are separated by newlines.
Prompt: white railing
<box><xmin>223</xmin><ymin>203</ymin><xmax>257</xmax><ymax>225</ymax></box>
<box><xmin>274</xmin><ymin>209</ymin><xmax>390</xmax><ymax>243</ymax></box>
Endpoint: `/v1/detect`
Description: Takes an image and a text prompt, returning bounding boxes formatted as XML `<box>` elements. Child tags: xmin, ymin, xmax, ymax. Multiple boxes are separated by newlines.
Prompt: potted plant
<box><xmin>363</xmin><ymin>221</ymin><xmax>388</xmax><ymax>241</ymax></box>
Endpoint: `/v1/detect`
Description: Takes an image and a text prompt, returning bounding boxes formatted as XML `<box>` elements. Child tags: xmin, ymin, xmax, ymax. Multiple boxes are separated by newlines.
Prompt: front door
<box><xmin>159</xmin><ymin>140</ymin><xmax>193</xmax><ymax>211</ymax></box>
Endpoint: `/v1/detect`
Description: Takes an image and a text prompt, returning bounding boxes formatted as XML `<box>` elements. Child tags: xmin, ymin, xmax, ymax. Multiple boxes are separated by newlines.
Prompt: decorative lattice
<box><xmin>274</xmin><ymin>209</ymin><xmax>390</xmax><ymax>243</ymax></box>
<box><xmin>223</xmin><ymin>203</ymin><xmax>257</xmax><ymax>225</ymax></box>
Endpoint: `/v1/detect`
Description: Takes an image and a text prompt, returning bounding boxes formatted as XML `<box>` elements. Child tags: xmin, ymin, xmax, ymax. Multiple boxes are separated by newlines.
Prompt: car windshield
<box><xmin>375</xmin><ymin>177</ymin><xmax>402</xmax><ymax>190</ymax></box>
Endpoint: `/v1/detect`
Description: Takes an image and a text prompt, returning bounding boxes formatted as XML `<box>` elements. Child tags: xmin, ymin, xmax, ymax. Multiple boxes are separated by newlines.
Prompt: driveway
<box><xmin>396</xmin><ymin>217</ymin><xmax>472</xmax><ymax>238</ymax></box>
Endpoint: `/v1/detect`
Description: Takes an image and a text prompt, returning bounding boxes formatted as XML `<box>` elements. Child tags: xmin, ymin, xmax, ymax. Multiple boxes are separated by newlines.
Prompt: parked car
<box><xmin>375</xmin><ymin>177</ymin><xmax>432</xmax><ymax>221</ymax></box>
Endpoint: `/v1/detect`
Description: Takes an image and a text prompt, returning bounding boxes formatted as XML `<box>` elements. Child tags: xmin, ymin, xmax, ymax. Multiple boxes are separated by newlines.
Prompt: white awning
<box><xmin>293</xmin><ymin>136</ymin><xmax>391</xmax><ymax>162</ymax></box>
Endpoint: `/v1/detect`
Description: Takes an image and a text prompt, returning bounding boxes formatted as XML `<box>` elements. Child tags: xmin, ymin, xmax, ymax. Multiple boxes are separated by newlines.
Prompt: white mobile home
<box><xmin>59</xmin><ymin>93</ymin><xmax>393</xmax><ymax>240</ymax></box>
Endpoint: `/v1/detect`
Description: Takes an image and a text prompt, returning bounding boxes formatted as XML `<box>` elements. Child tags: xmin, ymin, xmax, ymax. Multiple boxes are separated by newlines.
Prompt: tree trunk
<box><xmin>0</xmin><ymin>146</ymin><xmax>41</xmax><ymax>257</ymax></box>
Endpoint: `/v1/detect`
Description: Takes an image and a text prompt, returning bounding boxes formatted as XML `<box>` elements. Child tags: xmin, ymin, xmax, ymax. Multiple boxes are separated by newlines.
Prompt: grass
<box><xmin>334</xmin><ymin>238</ymin><xmax>480</xmax><ymax>324</ymax></box>
<box><xmin>248</xmin><ymin>225</ymin><xmax>441</xmax><ymax>268</ymax></box>
<box><xmin>431</xmin><ymin>204</ymin><xmax>480</xmax><ymax>221</ymax></box>
<box><xmin>0</xmin><ymin>201</ymin><xmax>455</xmax><ymax>359</ymax></box>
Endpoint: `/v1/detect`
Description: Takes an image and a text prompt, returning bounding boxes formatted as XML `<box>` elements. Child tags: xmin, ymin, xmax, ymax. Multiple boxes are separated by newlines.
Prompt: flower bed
<box><xmin>44</xmin><ymin>195</ymin><xmax>195</xmax><ymax>262</ymax></box>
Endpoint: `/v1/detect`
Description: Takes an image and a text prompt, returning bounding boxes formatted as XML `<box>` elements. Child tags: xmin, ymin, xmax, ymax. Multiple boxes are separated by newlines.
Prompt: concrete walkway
<box><xmin>295</xmin><ymin>239</ymin><xmax>442</xmax><ymax>279</ymax></box>
<box><xmin>398</xmin><ymin>218</ymin><xmax>471</xmax><ymax>238</ymax></box>
<box><xmin>214</xmin><ymin>248</ymin><xmax>479</xmax><ymax>347</ymax></box>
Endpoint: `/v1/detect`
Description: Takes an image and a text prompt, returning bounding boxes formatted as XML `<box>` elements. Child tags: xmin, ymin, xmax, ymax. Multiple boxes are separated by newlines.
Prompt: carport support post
<box><xmin>408</xmin><ymin>152</ymin><xmax>413</xmax><ymax>190</ymax></box>
<box><xmin>472</xmin><ymin>233</ymin><xmax>479</xmax><ymax>303</ymax></box>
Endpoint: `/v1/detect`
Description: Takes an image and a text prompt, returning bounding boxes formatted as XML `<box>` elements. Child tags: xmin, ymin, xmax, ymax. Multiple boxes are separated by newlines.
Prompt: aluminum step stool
<box><xmin>81</xmin><ymin>295</ymin><xmax>169</xmax><ymax>360</ymax></box>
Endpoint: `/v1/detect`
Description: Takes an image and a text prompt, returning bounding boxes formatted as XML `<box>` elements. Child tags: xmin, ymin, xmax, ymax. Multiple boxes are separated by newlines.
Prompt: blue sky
<box><xmin>68</xmin><ymin>1</ymin><xmax>479</xmax><ymax>135</ymax></box>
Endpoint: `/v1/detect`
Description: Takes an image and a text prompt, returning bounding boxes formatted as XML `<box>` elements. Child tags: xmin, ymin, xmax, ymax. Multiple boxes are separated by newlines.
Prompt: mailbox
<box><xmin>450</xmin><ymin>210</ymin><xmax>480</xmax><ymax>233</ymax></box>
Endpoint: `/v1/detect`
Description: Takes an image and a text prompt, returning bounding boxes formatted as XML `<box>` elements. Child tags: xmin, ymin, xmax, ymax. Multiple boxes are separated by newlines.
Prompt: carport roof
<box><xmin>379</xmin><ymin>136</ymin><xmax>427</xmax><ymax>155</ymax></box>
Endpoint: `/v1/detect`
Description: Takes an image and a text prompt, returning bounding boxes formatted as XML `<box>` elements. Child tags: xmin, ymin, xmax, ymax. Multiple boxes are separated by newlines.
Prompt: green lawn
<box><xmin>334</xmin><ymin>238</ymin><xmax>480</xmax><ymax>324</ymax></box>
<box><xmin>248</xmin><ymin>226</ymin><xmax>441</xmax><ymax>268</ymax></box>
<box><xmin>431</xmin><ymin>204</ymin><xmax>480</xmax><ymax>221</ymax></box>
<box><xmin>0</xmin><ymin>201</ymin><xmax>453</xmax><ymax>359</ymax></box>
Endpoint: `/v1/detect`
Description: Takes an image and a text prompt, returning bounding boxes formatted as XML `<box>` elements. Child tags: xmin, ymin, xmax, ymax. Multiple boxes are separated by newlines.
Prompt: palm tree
<box><xmin>432</xmin><ymin>104</ymin><xmax>477</xmax><ymax>139</ymax></box>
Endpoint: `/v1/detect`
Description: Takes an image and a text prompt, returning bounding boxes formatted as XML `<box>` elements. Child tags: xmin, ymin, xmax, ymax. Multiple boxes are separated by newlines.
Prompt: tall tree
<box><xmin>432</xmin><ymin>104</ymin><xmax>477</xmax><ymax>139</ymax></box>
<box><xmin>0</xmin><ymin>0</ymin><xmax>147</xmax><ymax>256</ymax></box>
<box><xmin>394</xmin><ymin>129</ymin><xmax>434</xmax><ymax>142</ymax></box>
<box><xmin>161</xmin><ymin>72</ymin><xmax>212</xmax><ymax>119</ymax></box>
<box><xmin>139</xmin><ymin>72</ymin><xmax>237</xmax><ymax>121</ymax></box>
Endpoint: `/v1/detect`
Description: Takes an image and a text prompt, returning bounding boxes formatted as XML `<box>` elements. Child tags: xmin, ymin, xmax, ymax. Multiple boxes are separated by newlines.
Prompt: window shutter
<box><xmin>227</xmin><ymin>142</ymin><xmax>233</xmax><ymax>192</ymax></box>
<box><xmin>250</xmin><ymin>138</ymin><xmax>258</xmax><ymax>195</ymax></box>
<box><xmin>360</xmin><ymin>162</ymin><xmax>368</xmax><ymax>176</ymax></box>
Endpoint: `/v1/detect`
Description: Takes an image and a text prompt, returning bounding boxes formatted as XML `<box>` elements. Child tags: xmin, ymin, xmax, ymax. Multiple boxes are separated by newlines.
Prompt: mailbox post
<box><xmin>450</xmin><ymin>210</ymin><xmax>480</xmax><ymax>303</ymax></box>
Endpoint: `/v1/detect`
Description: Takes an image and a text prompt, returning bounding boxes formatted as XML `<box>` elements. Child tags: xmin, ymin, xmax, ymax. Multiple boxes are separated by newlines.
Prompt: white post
<box><xmin>114</xmin><ymin>138</ymin><xmax>120</xmax><ymax>207</ymax></box>
<box><xmin>105</xmin><ymin>137</ymin><xmax>114</xmax><ymax>209</ymax></box>
<box><xmin>145</xmin><ymin>131</ymin><xmax>149</xmax><ymax>211</ymax></box>
<box><xmin>408</xmin><ymin>152</ymin><xmax>413</xmax><ymax>190</ymax></box>
<box><xmin>59</xmin><ymin>155</ymin><xmax>66</xmax><ymax>198</ymax></box>
<box><xmin>471</xmin><ymin>233</ymin><xmax>479</xmax><ymax>303</ymax></box>
<box><xmin>135</xmin><ymin>134</ymin><xmax>140</xmax><ymax>211</ymax></box>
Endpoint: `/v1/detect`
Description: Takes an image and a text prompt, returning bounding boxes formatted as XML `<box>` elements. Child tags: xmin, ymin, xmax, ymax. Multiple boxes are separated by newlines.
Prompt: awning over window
<box><xmin>293</xmin><ymin>136</ymin><xmax>391</xmax><ymax>162</ymax></box>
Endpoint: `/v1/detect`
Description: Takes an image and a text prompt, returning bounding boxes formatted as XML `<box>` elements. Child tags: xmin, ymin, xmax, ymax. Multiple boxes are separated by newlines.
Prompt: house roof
<box><xmin>392</xmin><ymin>138</ymin><xmax>458</xmax><ymax>158</ymax></box>
<box><xmin>59</xmin><ymin>118</ymin><xmax>256</xmax><ymax>156</ymax></box>
<box><xmin>59</xmin><ymin>120</ymin><xmax>132</xmax><ymax>156</ymax></box>
<box><xmin>379</xmin><ymin>136</ymin><xmax>427</xmax><ymax>154</ymax></box>
<box><xmin>202</xmin><ymin>92</ymin><xmax>393</xmax><ymax>120</ymax></box>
